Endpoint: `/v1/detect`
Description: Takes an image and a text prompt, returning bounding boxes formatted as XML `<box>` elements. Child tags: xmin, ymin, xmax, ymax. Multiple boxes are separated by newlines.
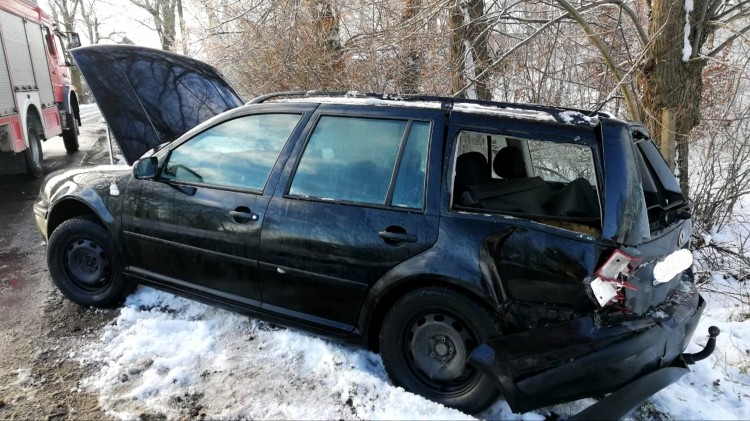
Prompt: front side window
<box><xmin>289</xmin><ymin>116</ymin><xmax>430</xmax><ymax>208</ymax></box>
<box><xmin>162</xmin><ymin>114</ymin><xmax>301</xmax><ymax>191</ymax></box>
<box><xmin>452</xmin><ymin>129</ymin><xmax>601</xmax><ymax>229</ymax></box>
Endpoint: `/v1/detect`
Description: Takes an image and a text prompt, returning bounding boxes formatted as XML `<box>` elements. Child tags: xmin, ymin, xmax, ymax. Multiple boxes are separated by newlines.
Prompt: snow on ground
<box><xmin>75</xmin><ymin>273</ymin><xmax>749</xmax><ymax>420</ymax></box>
<box><xmin>78</xmin><ymin>288</ymin><xmax>475</xmax><ymax>420</ymax></box>
<box><xmin>648</xmin><ymin>274</ymin><xmax>750</xmax><ymax>420</ymax></box>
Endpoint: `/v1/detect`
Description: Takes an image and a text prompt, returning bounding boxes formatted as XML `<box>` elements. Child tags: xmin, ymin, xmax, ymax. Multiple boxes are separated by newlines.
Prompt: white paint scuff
<box><xmin>653</xmin><ymin>249</ymin><xmax>693</xmax><ymax>284</ymax></box>
<box><xmin>109</xmin><ymin>182</ymin><xmax>120</xmax><ymax>197</ymax></box>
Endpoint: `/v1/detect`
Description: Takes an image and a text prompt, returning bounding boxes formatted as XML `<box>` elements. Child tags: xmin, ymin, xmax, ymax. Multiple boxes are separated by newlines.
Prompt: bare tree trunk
<box><xmin>48</xmin><ymin>0</ymin><xmax>83</xmax><ymax>95</ymax></box>
<box><xmin>450</xmin><ymin>0</ymin><xmax>491</xmax><ymax>100</ymax></box>
<box><xmin>397</xmin><ymin>0</ymin><xmax>423</xmax><ymax>95</ymax></box>
<box><xmin>130</xmin><ymin>0</ymin><xmax>178</xmax><ymax>51</ymax></box>
<box><xmin>640</xmin><ymin>0</ymin><xmax>709</xmax><ymax>198</ymax></box>
<box><xmin>305</xmin><ymin>0</ymin><xmax>342</xmax><ymax>90</ymax></box>
<box><xmin>177</xmin><ymin>0</ymin><xmax>187</xmax><ymax>54</ymax></box>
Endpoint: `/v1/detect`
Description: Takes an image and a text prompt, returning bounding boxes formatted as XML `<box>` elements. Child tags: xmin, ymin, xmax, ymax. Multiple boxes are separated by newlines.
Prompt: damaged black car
<box><xmin>33</xmin><ymin>45</ymin><xmax>718</xmax><ymax>418</ymax></box>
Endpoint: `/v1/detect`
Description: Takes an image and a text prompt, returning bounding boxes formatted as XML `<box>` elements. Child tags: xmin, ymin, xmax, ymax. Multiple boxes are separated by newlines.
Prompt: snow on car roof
<box><xmin>451</xmin><ymin>102</ymin><xmax>556</xmax><ymax>122</ymax></box>
<box><xmin>276</xmin><ymin>96</ymin><xmax>444</xmax><ymax>109</ymax></box>
<box><xmin>273</xmin><ymin>94</ymin><xmax>598</xmax><ymax>126</ymax></box>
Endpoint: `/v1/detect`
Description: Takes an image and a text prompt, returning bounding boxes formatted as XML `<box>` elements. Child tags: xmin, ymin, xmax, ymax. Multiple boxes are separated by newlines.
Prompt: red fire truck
<box><xmin>0</xmin><ymin>0</ymin><xmax>81</xmax><ymax>177</ymax></box>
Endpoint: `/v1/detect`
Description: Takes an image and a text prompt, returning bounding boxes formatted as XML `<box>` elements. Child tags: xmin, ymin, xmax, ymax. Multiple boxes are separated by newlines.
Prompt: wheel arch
<box><xmin>362</xmin><ymin>275</ymin><xmax>501</xmax><ymax>353</ymax></box>
<box><xmin>24</xmin><ymin>105</ymin><xmax>44</xmax><ymax>144</ymax></box>
<box><xmin>67</xmin><ymin>89</ymin><xmax>80</xmax><ymax>124</ymax></box>
<box><xmin>47</xmin><ymin>198</ymin><xmax>105</xmax><ymax>239</ymax></box>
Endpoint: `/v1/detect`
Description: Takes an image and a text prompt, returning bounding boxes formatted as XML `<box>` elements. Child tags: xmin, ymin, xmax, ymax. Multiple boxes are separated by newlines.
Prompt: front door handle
<box><xmin>229</xmin><ymin>206</ymin><xmax>258</xmax><ymax>222</ymax></box>
<box><xmin>378</xmin><ymin>228</ymin><xmax>417</xmax><ymax>245</ymax></box>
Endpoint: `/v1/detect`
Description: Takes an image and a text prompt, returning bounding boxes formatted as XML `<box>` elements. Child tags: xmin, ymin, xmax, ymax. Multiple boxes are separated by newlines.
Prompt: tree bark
<box><xmin>640</xmin><ymin>0</ymin><xmax>709</xmax><ymax>197</ymax></box>
<box><xmin>305</xmin><ymin>0</ymin><xmax>342</xmax><ymax>90</ymax></box>
<box><xmin>450</xmin><ymin>0</ymin><xmax>491</xmax><ymax>100</ymax></box>
<box><xmin>130</xmin><ymin>0</ymin><xmax>178</xmax><ymax>51</ymax></box>
<box><xmin>397</xmin><ymin>0</ymin><xmax>423</xmax><ymax>95</ymax></box>
<box><xmin>49</xmin><ymin>0</ymin><xmax>83</xmax><ymax>96</ymax></box>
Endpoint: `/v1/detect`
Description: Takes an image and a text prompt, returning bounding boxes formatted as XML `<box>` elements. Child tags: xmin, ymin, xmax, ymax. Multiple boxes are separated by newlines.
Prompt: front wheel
<box><xmin>379</xmin><ymin>287</ymin><xmax>502</xmax><ymax>413</ymax></box>
<box><xmin>47</xmin><ymin>218</ymin><xmax>131</xmax><ymax>307</ymax></box>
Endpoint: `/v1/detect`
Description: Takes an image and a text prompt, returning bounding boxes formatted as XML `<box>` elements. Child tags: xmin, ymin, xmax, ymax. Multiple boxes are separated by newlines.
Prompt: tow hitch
<box><xmin>569</xmin><ymin>326</ymin><xmax>721</xmax><ymax>420</ymax></box>
<box><xmin>683</xmin><ymin>326</ymin><xmax>721</xmax><ymax>364</ymax></box>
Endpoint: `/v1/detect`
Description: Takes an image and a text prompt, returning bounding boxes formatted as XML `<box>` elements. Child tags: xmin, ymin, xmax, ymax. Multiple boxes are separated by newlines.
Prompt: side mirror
<box><xmin>67</xmin><ymin>32</ymin><xmax>81</xmax><ymax>49</ymax></box>
<box><xmin>133</xmin><ymin>157</ymin><xmax>158</xmax><ymax>180</ymax></box>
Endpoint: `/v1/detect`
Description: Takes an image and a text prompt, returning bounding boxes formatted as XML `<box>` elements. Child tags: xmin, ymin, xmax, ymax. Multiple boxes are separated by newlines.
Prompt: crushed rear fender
<box><xmin>468</xmin><ymin>278</ymin><xmax>707</xmax><ymax>417</ymax></box>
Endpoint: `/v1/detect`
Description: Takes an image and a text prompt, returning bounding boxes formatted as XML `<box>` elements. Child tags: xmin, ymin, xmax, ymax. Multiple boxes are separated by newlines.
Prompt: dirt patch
<box><xmin>0</xmin><ymin>277</ymin><xmax>117</xmax><ymax>420</ymax></box>
<box><xmin>0</xmin><ymin>121</ymin><xmax>117</xmax><ymax>420</ymax></box>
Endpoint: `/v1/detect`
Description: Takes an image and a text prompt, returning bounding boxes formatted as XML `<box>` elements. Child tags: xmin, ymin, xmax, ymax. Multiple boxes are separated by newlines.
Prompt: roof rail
<box><xmin>248</xmin><ymin>91</ymin><xmax>611</xmax><ymax>122</ymax></box>
<box><xmin>248</xmin><ymin>91</ymin><xmax>384</xmax><ymax>104</ymax></box>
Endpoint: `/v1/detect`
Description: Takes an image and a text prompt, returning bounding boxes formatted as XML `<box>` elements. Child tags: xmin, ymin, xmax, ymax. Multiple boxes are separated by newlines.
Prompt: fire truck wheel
<box><xmin>47</xmin><ymin>217</ymin><xmax>133</xmax><ymax>307</ymax></box>
<box><xmin>62</xmin><ymin>113</ymin><xmax>79</xmax><ymax>153</ymax></box>
<box><xmin>25</xmin><ymin>126</ymin><xmax>43</xmax><ymax>178</ymax></box>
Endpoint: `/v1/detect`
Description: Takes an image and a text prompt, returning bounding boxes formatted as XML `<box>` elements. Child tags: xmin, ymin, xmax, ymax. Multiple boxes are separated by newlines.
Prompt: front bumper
<box><xmin>469</xmin><ymin>279</ymin><xmax>706</xmax><ymax>417</ymax></box>
<box><xmin>33</xmin><ymin>199</ymin><xmax>48</xmax><ymax>240</ymax></box>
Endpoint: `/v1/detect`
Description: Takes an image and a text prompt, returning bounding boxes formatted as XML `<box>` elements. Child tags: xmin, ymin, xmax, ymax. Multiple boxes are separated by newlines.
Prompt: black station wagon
<box><xmin>34</xmin><ymin>45</ymin><xmax>718</xmax><ymax>418</ymax></box>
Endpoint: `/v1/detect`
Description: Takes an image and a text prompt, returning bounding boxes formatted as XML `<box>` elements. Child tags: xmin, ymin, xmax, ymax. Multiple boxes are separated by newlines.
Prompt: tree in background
<box><xmin>79</xmin><ymin>0</ymin><xmax>127</xmax><ymax>45</ymax></box>
<box><xmin>640</xmin><ymin>0</ymin><xmax>750</xmax><ymax>196</ymax></box>
<box><xmin>128</xmin><ymin>0</ymin><xmax>182</xmax><ymax>51</ymax></box>
<box><xmin>396</xmin><ymin>0</ymin><xmax>423</xmax><ymax>95</ymax></box>
<box><xmin>449</xmin><ymin>0</ymin><xmax>491</xmax><ymax>100</ymax></box>
<box><xmin>47</xmin><ymin>0</ymin><xmax>83</xmax><ymax>95</ymax></box>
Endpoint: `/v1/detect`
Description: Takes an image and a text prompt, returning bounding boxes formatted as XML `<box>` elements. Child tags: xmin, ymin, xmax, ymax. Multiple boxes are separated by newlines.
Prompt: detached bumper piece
<box><xmin>469</xmin><ymin>281</ymin><xmax>715</xmax><ymax>419</ymax></box>
<box><xmin>570</xmin><ymin>325</ymin><xmax>719</xmax><ymax>421</ymax></box>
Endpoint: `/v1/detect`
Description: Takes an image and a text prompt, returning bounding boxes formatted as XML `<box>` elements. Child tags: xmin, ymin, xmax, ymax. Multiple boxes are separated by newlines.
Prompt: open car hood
<box><xmin>71</xmin><ymin>45</ymin><xmax>244</xmax><ymax>164</ymax></box>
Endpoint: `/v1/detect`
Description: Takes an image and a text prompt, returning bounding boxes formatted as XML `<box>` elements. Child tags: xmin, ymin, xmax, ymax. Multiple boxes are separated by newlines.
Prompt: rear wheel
<box><xmin>62</xmin><ymin>113</ymin><xmax>79</xmax><ymax>153</ymax></box>
<box><xmin>24</xmin><ymin>126</ymin><xmax>43</xmax><ymax>178</ymax></box>
<box><xmin>379</xmin><ymin>287</ymin><xmax>502</xmax><ymax>413</ymax></box>
<box><xmin>47</xmin><ymin>218</ymin><xmax>131</xmax><ymax>307</ymax></box>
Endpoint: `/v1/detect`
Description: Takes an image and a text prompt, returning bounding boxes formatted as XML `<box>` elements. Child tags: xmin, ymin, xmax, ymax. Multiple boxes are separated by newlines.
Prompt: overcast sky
<box><xmin>39</xmin><ymin>0</ymin><xmax>163</xmax><ymax>49</ymax></box>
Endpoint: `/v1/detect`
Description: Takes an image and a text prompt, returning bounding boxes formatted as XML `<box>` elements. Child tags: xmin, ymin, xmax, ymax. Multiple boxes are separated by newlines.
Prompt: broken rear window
<box><xmin>632</xmin><ymin>131</ymin><xmax>687</xmax><ymax>233</ymax></box>
<box><xmin>452</xmin><ymin>130</ymin><xmax>601</xmax><ymax>231</ymax></box>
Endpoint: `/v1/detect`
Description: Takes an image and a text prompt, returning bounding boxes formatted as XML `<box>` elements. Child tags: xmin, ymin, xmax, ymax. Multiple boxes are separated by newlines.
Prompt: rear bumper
<box><xmin>468</xmin><ymin>279</ymin><xmax>705</xmax><ymax>416</ymax></box>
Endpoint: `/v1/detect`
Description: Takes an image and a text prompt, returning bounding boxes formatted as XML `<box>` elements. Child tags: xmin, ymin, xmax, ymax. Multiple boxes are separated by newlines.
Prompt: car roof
<box><xmin>248</xmin><ymin>91</ymin><xmax>611</xmax><ymax>127</ymax></box>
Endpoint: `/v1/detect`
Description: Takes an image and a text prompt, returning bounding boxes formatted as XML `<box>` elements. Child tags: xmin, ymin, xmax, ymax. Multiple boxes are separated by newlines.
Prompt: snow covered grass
<box><xmin>77</xmin><ymin>279</ymin><xmax>750</xmax><ymax>420</ymax></box>
<box><xmin>648</xmin><ymin>273</ymin><xmax>750</xmax><ymax>420</ymax></box>
<box><xmin>79</xmin><ymin>288</ymin><xmax>476</xmax><ymax>420</ymax></box>
<box><xmin>77</xmin><ymin>244</ymin><xmax>750</xmax><ymax>421</ymax></box>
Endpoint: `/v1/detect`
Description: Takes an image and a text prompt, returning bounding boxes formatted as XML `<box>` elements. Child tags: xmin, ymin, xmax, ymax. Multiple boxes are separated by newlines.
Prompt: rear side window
<box><xmin>289</xmin><ymin>116</ymin><xmax>430</xmax><ymax>209</ymax></box>
<box><xmin>452</xmin><ymin>129</ymin><xmax>601</xmax><ymax>231</ymax></box>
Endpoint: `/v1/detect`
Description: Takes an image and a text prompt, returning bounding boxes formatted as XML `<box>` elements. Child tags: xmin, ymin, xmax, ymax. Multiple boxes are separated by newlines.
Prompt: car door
<box><xmin>122</xmin><ymin>109</ymin><xmax>309</xmax><ymax>306</ymax></box>
<box><xmin>258</xmin><ymin>106</ymin><xmax>442</xmax><ymax>332</ymax></box>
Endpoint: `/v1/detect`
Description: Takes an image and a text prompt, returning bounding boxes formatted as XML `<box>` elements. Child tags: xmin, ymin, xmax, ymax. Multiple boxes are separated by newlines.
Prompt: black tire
<box><xmin>24</xmin><ymin>126</ymin><xmax>43</xmax><ymax>178</ymax></box>
<box><xmin>379</xmin><ymin>287</ymin><xmax>502</xmax><ymax>413</ymax></box>
<box><xmin>62</xmin><ymin>113</ymin><xmax>79</xmax><ymax>153</ymax></box>
<box><xmin>47</xmin><ymin>218</ymin><xmax>131</xmax><ymax>307</ymax></box>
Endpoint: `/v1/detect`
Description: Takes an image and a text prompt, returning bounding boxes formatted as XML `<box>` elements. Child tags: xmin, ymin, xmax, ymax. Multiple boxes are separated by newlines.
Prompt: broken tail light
<box><xmin>588</xmin><ymin>249</ymin><xmax>641</xmax><ymax>307</ymax></box>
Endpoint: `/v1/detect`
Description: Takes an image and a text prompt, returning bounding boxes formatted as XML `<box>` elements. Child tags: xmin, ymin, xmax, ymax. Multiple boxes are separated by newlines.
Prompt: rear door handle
<box><xmin>378</xmin><ymin>230</ymin><xmax>417</xmax><ymax>244</ymax></box>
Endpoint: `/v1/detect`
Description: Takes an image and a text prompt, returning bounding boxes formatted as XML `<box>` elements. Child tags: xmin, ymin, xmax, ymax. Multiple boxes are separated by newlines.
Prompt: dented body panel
<box><xmin>469</xmin><ymin>276</ymin><xmax>703</xmax><ymax>416</ymax></box>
